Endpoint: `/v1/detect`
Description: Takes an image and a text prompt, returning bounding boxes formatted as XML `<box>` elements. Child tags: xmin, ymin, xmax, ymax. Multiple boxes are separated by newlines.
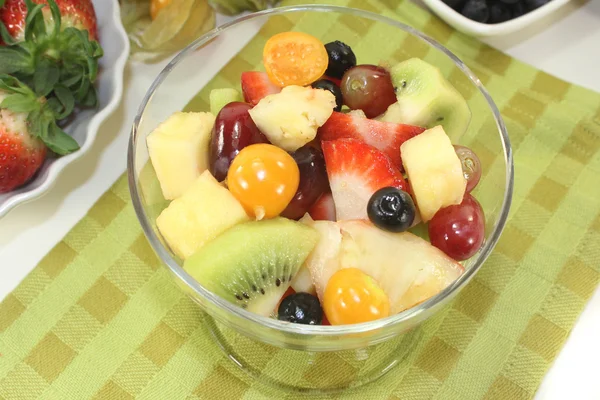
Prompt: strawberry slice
<box><xmin>308</xmin><ymin>192</ymin><xmax>336</xmax><ymax>221</ymax></box>
<box><xmin>322</xmin><ymin>138</ymin><xmax>407</xmax><ymax>221</ymax></box>
<box><xmin>318</xmin><ymin>111</ymin><xmax>425</xmax><ymax>168</ymax></box>
<box><xmin>241</xmin><ymin>71</ymin><xmax>281</xmax><ymax>106</ymax></box>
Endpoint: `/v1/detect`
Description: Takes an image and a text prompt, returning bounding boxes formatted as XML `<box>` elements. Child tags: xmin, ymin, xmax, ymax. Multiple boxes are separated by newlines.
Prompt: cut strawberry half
<box><xmin>308</xmin><ymin>192</ymin><xmax>336</xmax><ymax>221</ymax></box>
<box><xmin>322</xmin><ymin>138</ymin><xmax>407</xmax><ymax>221</ymax></box>
<box><xmin>241</xmin><ymin>71</ymin><xmax>281</xmax><ymax>106</ymax></box>
<box><xmin>318</xmin><ymin>111</ymin><xmax>425</xmax><ymax>168</ymax></box>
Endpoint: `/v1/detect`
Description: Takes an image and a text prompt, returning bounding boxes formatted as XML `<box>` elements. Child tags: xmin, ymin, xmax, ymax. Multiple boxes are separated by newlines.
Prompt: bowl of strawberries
<box><xmin>129</xmin><ymin>4</ymin><xmax>514</xmax><ymax>391</ymax></box>
<box><xmin>0</xmin><ymin>0</ymin><xmax>129</xmax><ymax>217</ymax></box>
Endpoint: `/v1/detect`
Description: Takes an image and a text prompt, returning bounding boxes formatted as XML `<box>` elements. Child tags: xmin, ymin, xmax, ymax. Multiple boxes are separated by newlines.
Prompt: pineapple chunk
<box><xmin>248</xmin><ymin>85</ymin><xmax>336</xmax><ymax>151</ymax></box>
<box><xmin>400</xmin><ymin>125</ymin><xmax>466</xmax><ymax>222</ymax></box>
<box><xmin>147</xmin><ymin>111</ymin><xmax>215</xmax><ymax>200</ymax></box>
<box><xmin>157</xmin><ymin>171</ymin><xmax>249</xmax><ymax>260</ymax></box>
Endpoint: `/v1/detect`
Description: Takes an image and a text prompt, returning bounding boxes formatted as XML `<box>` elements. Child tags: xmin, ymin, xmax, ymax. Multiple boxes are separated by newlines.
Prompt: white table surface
<box><xmin>1</xmin><ymin>1</ymin><xmax>599</xmax><ymax>398</ymax></box>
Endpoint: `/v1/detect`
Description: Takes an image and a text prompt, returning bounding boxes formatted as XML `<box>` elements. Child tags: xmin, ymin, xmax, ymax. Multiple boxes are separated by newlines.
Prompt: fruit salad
<box><xmin>146</xmin><ymin>32</ymin><xmax>486</xmax><ymax>326</ymax></box>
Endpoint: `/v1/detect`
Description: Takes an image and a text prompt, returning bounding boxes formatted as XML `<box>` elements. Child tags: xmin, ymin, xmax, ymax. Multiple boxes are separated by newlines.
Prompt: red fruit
<box><xmin>318</xmin><ymin>112</ymin><xmax>425</xmax><ymax>168</ymax></box>
<box><xmin>241</xmin><ymin>71</ymin><xmax>281</xmax><ymax>106</ymax></box>
<box><xmin>428</xmin><ymin>194</ymin><xmax>485</xmax><ymax>261</ymax></box>
<box><xmin>340</xmin><ymin>65</ymin><xmax>397</xmax><ymax>118</ymax></box>
<box><xmin>0</xmin><ymin>116</ymin><xmax>47</xmax><ymax>194</ymax></box>
<box><xmin>0</xmin><ymin>76</ymin><xmax>79</xmax><ymax>193</ymax></box>
<box><xmin>308</xmin><ymin>192</ymin><xmax>336</xmax><ymax>221</ymax></box>
<box><xmin>321</xmin><ymin>75</ymin><xmax>342</xmax><ymax>87</ymax></box>
<box><xmin>322</xmin><ymin>138</ymin><xmax>407</xmax><ymax>221</ymax></box>
<box><xmin>0</xmin><ymin>0</ymin><xmax>98</xmax><ymax>44</ymax></box>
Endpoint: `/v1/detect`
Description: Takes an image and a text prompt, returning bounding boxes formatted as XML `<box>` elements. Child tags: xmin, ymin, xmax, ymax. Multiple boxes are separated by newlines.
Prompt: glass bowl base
<box><xmin>205</xmin><ymin>316</ymin><xmax>424</xmax><ymax>394</ymax></box>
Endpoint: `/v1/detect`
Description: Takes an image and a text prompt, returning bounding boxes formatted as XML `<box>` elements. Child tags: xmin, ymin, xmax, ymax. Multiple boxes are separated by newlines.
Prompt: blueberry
<box><xmin>367</xmin><ymin>187</ymin><xmax>416</xmax><ymax>233</ymax></box>
<box><xmin>311</xmin><ymin>79</ymin><xmax>343</xmax><ymax>111</ymax></box>
<box><xmin>461</xmin><ymin>0</ymin><xmax>490</xmax><ymax>22</ymax></box>
<box><xmin>511</xmin><ymin>2</ymin><xmax>526</xmax><ymax>18</ymax></box>
<box><xmin>524</xmin><ymin>0</ymin><xmax>550</xmax><ymax>10</ymax></box>
<box><xmin>277</xmin><ymin>292</ymin><xmax>322</xmax><ymax>325</ymax></box>
<box><xmin>490</xmin><ymin>2</ymin><xmax>512</xmax><ymax>23</ymax></box>
<box><xmin>324</xmin><ymin>41</ymin><xmax>357</xmax><ymax>80</ymax></box>
<box><xmin>442</xmin><ymin>0</ymin><xmax>466</xmax><ymax>10</ymax></box>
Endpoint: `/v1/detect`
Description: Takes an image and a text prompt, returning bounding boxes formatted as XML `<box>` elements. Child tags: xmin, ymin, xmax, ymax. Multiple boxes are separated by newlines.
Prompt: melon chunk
<box><xmin>400</xmin><ymin>125</ymin><xmax>466</xmax><ymax>222</ymax></box>
<box><xmin>147</xmin><ymin>111</ymin><xmax>215</xmax><ymax>200</ymax></box>
<box><xmin>157</xmin><ymin>171</ymin><xmax>249</xmax><ymax>260</ymax></box>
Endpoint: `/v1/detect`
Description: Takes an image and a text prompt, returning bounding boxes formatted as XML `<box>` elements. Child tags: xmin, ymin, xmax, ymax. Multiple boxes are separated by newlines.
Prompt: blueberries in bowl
<box><xmin>490</xmin><ymin>2</ymin><xmax>512</xmax><ymax>23</ymax></box>
<box><xmin>461</xmin><ymin>0</ymin><xmax>490</xmax><ymax>23</ymax></box>
<box><xmin>442</xmin><ymin>0</ymin><xmax>553</xmax><ymax>24</ymax></box>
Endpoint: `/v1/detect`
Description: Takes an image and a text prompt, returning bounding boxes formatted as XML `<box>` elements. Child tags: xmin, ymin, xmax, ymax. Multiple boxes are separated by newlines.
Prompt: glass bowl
<box><xmin>128</xmin><ymin>4</ymin><xmax>514</xmax><ymax>391</ymax></box>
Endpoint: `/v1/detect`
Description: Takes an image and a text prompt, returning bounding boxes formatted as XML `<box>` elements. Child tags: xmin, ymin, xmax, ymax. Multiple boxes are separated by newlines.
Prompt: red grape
<box><xmin>428</xmin><ymin>194</ymin><xmax>485</xmax><ymax>261</ymax></box>
<box><xmin>340</xmin><ymin>65</ymin><xmax>397</xmax><ymax>118</ymax></box>
<box><xmin>209</xmin><ymin>102</ymin><xmax>269</xmax><ymax>182</ymax></box>
<box><xmin>454</xmin><ymin>145</ymin><xmax>482</xmax><ymax>193</ymax></box>
<box><xmin>281</xmin><ymin>145</ymin><xmax>329</xmax><ymax>220</ymax></box>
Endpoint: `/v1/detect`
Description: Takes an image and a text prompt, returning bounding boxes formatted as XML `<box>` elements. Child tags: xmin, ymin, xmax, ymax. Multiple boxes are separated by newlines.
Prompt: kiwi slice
<box><xmin>209</xmin><ymin>88</ymin><xmax>242</xmax><ymax>116</ymax></box>
<box><xmin>183</xmin><ymin>218</ymin><xmax>319</xmax><ymax>316</ymax></box>
<box><xmin>380</xmin><ymin>58</ymin><xmax>471</xmax><ymax>140</ymax></box>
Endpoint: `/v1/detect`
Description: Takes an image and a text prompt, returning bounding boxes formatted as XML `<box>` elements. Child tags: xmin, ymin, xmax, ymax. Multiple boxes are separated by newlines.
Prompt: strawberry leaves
<box><xmin>0</xmin><ymin>73</ymin><xmax>79</xmax><ymax>155</ymax></box>
<box><xmin>0</xmin><ymin>0</ymin><xmax>102</xmax><ymax>107</ymax></box>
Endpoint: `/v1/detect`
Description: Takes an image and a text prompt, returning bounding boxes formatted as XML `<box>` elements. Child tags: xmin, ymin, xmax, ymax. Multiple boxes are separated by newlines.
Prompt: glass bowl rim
<box><xmin>128</xmin><ymin>4</ymin><xmax>515</xmax><ymax>337</ymax></box>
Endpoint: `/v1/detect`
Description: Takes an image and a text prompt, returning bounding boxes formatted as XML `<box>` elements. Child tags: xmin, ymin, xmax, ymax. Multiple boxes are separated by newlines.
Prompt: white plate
<box><xmin>421</xmin><ymin>0</ymin><xmax>572</xmax><ymax>37</ymax></box>
<box><xmin>0</xmin><ymin>0</ymin><xmax>130</xmax><ymax>218</ymax></box>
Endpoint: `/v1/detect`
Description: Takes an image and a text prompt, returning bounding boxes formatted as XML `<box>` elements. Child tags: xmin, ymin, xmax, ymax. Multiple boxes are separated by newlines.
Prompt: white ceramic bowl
<box><xmin>0</xmin><ymin>0</ymin><xmax>130</xmax><ymax>218</ymax></box>
<box><xmin>421</xmin><ymin>0</ymin><xmax>571</xmax><ymax>37</ymax></box>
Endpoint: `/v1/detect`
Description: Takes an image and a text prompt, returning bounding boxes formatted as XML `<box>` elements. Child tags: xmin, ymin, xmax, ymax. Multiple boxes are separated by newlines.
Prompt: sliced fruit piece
<box><xmin>338</xmin><ymin>220</ymin><xmax>464</xmax><ymax>314</ymax></box>
<box><xmin>209</xmin><ymin>88</ymin><xmax>242</xmax><ymax>116</ymax></box>
<box><xmin>347</xmin><ymin>109</ymin><xmax>367</xmax><ymax>118</ymax></box>
<box><xmin>241</xmin><ymin>71</ymin><xmax>281</xmax><ymax>106</ymax></box>
<box><xmin>183</xmin><ymin>218</ymin><xmax>319</xmax><ymax>316</ymax></box>
<box><xmin>301</xmin><ymin>219</ymin><xmax>344</xmax><ymax>302</ymax></box>
<box><xmin>400</xmin><ymin>125</ymin><xmax>467</xmax><ymax>222</ymax></box>
<box><xmin>318</xmin><ymin>111</ymin><xmax>425</xmax><ymax>168</ymax></box>
<box><xmin>147</xmin><ymin>111</ymin><xmax>215</xmax><ymax>200</ymax></box>
<box><xmin>263</xmin><ymin>31</ymin><xmax>328</xmax><ymax>87</ymax></box>
<box><xmin>157</xmin><ymin>170</ymin><xmax>249</xmax><ymax>260</ymax></box>
<box><xmin>308</xmin><ymin>192</ymin><xmax>336</xmax><ymax>221</ymax></box>
<box><xmin>380</xmin><ymin>58</ymin><xmax>471</xmax><ymax>140</ymax></box>
<box><xmin>290</xmin><ymin>265</ymin><xmax>316</xmax><ymax>295</ymax></box>
<box><xmin>248</xmin><ymin>85</ymin><xmax>336</xmax><ymax>152</ymax></box>
<box><xmin>322</xmin><ymin>138</ymin><xmax>407</xmax><ymax>221</ymax></box>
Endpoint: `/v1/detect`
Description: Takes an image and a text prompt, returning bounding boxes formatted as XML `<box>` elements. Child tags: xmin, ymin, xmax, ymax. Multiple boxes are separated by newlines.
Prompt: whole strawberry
<box><xmin>0</xmin><ymin>0</ymin><xmax>97</xmax><ymax>43</ymax></box>
<box><xmin>0</xmin><ymin>74</ymin><xmax>79</xmax><ymax>193</ymax></box>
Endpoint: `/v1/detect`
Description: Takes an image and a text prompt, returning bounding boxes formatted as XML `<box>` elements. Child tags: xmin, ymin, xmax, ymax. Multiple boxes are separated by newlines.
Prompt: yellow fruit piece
<box><xmin>248</xmin><ymin>86</ymin><xmax>335</xmax><ymax>152</ymax></box>
<box><xmin>323</xmin><ymin>268</ymin><xmax>390</xmax><ymax>325</ymax></box>
<box><xmin>147</xmin><ymin>111</ymin><xmax>215</xmax><ymax>200</ymax></box>
<box><xmin>400</xmin><ymin>125</ymin><xmax>467</xmax><ymax>222</ymax></box>
<box><xmin>157</xmin><ymin>170</ymin><xmax>250</xmax><ymax>260</ymax></box>
<box><xmin>263</xmin><ymin>31</ymin><xmax>328</xmax><ymax>87</ymax></box>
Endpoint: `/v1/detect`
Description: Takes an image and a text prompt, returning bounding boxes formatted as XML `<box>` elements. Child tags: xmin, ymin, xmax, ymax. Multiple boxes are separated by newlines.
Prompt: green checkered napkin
<box><xmin>1</xmin><ymin>0</ymin><xmax>599</xmax><ymax>398</ymax></box>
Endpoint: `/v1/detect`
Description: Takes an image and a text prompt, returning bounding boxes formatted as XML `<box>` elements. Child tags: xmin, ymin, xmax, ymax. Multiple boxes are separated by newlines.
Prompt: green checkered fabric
<box><xmin>1</xmin><ymin>0</ymin><xmax>599</xmax><ymax>398</ymax></box>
